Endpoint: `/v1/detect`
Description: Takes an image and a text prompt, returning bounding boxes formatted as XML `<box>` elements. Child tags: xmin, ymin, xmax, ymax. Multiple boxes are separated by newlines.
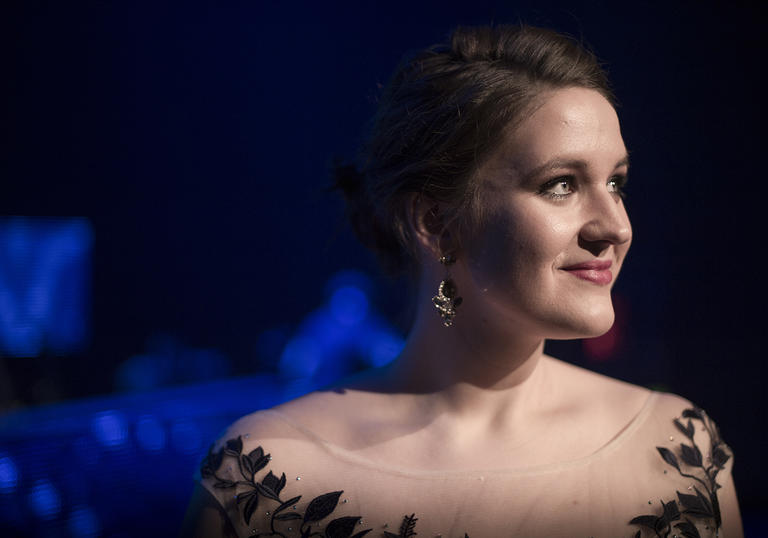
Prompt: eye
<box><xmin>607</xmin><ymin>174</ymin><xmax>628</xmax><ymax>199</ymax></box>
<box><xmin>538</xmin><ymin>177</ymin><xmax>573</xmax><ymax>200</ymax></box>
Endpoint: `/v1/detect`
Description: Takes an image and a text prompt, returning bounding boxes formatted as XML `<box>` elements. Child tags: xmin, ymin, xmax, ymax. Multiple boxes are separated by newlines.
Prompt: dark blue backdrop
<box><xmin>1</xmin><ymin>1</ymin><xmax>764</xmax><ymax>536</ymax></box>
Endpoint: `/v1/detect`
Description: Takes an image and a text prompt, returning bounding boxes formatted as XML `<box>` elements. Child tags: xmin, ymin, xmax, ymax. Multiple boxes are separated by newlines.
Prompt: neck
<box><xmin>381</xmin><ymin>288</ymin><xmax>550</xmax><ymax>426</ymax></box>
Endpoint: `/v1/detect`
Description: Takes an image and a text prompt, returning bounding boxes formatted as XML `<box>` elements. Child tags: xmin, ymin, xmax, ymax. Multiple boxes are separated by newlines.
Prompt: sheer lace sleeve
<box><xmin>627</xmin><ymin>394</ymin><xmax>739</xmax><ymax>538</ymax></box>
<box><xmin>196</xmin><ymin>412</ymin><xmax>376</xmax><ymax>538</ymax></box>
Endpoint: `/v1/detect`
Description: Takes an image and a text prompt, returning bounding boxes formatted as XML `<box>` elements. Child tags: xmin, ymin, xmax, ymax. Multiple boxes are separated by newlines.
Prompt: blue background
<box><xmin>1</xmin><ymin>1</ymin><xmax>765</xmax><ymax>536</ymax></box>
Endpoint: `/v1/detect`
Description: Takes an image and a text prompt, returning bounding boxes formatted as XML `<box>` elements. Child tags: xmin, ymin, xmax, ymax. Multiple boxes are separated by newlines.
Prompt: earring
<box><xmin>432</xmin><ymin>254</ymin><xmax>463</xmax><ymax>327</ymax></box>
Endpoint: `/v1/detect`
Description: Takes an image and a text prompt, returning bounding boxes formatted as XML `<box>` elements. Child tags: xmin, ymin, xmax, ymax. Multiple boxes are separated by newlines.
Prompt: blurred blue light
<box><xmin>0</xmin><ymin>217</ymin><xmax>92</xmax><ymax>357</ymax></box>
<box><xmin>68</xmin><ymin>505</ymin><xmax>99</xmax><ymax>538</ymax></box>
<box><xmin>135</xmin><ymin>415</ymin><xmax>166</xmax><ymax>452</ymax></box>
<box><xmin>170</xmin><ymin>420</ymin><xmax>201</xmax><ymax>455</ymax></box>
<box><xmin>255</xmin><ymin>326</ymin><xmax>290</xmax><ymax>365</ymax></box>
<box><xmin>28</xmin><ymin>479</ymin><xmax>61</xmax><ymax>520</ymax></box>
<box><xmin>276</xmin><ymin>269</ymin><xmax>408</xmax><ymax>381</ymax></box>
<box><xmin>73</xmin><ymin>435</ymin><xmax>101</xmax><ymax>467</ymax></box>
<box><xmin>368</xmin><ymin>331</ymin><xmax>405</xmax><ymax>367</ymax></box>
<box><xmin>91</xmin><ymin>411</ymin><xmax>128</xmax><ymax>448</ymax></box>
<box><xmin>278</xmin><ymin>335</ymin><xmax>323</xmax><ymax>378</ymax></box>
<box><xmin>324</xmin><ymin>269</ymin><xmax>372</xmax><ymax>300</ymax></box>
<box><xmin>115</xmin><ymin>353</ymin><xmax>170</xmax><ymax>392</ymax></box>
<box><xmin>329</xmin><ymin>285</ymin><xmax>369</xmax><ymax>326</ymax></box>
<box><xmin>182</xmin><ymin>348</ymin><xmax>231</xmax><ymax>383</ymax></box>
<box><xmin>0</xmin><ymin>455</ymin><xmax>19</xmax><ymax>493</ymax></box>
<box><xmin>115</xmin><ymin>336</ymin><xmax>233</xmax><ymax>390</ymax></box>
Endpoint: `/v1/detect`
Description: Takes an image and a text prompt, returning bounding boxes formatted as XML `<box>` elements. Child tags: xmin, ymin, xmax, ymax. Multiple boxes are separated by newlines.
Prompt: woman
<box><xmin>181</xmin><ymin>25</ymin><xmax>742</xmax><ymax>537</ymax></box>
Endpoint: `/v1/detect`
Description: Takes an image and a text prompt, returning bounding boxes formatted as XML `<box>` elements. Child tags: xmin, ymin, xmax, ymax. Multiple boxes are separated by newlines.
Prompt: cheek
<box><xmin>465</xmin><ymin>214</ymin><xmax>523</xmax><ymax>287</ymax></box>
<box><xmin>464</xmin><ymin>207</ymin><xmax>572</xmax><ymax>290</ymax></box>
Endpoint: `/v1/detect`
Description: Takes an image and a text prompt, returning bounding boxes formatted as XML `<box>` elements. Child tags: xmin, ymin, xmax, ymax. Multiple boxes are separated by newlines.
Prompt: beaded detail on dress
<box><xmin>628</xmin><ymin>406</ymin><xmax>732</xmax><ymax>538</ymax></box>
<box><xmin>202</xmin><ymin>436</ymin><xmax>373</xmax><ymax>537</ymax></box>
<box><xmin>200</xmin><ymin>403</ymin><xmax>732</xmax><ymax>538</ymax></box>
<box><xmin>201</xmin><ymin>436</ymin><xmax>470</xmax><ymax>538</ymax></box>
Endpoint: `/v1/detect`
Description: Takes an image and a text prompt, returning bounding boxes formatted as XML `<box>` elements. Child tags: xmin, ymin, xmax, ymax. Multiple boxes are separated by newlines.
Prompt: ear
<box><xmin>408</xmin><ymin>194</ymin><xmax>454</xmax><ymax>260</ymax></box>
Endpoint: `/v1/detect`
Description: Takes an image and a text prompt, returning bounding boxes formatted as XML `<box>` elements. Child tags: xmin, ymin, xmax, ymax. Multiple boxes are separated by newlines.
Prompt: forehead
<box><xmin>485</xmin><ymin>87</ymin><xmax>626</xmax><ymax>176</ymax></box>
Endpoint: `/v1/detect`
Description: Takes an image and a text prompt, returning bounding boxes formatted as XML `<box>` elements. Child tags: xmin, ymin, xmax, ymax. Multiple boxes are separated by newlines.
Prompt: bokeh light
<box><xmin>170</xmin><ymin>420</ymin><xmax>202</xmax><ymax>455</ymax></box>
<box><xmin>0</xmin><ymin>455</ymin><xmax>18</xmax><ymax>493</ymax></box>
<box><xmin>28</xmin><ymin>479</ymin><xmax>61</xmax><ymax>520</ymax></box>
<box><xmin>91</xmin><ymin>410</ymin><xmax>128</xmax><ymax>448</ymax></box>
<box><xmin>0</xmin><ymin>217</ymin><xmax>92</xmax><ymax>357</ymax></box>
<box><xmin>329</xmin><ymin>285</ymin><xmax>369</xmax><ymax>326</ymax></box>
<box><xmin>68</xmin><ymin>505</ymin><xmax>100</xmax><ymax>538</ymax></box>
<box><xmin>135</xmin><ymin>415</ymin><xmax>166</xmax><ymax>452</ymax></box>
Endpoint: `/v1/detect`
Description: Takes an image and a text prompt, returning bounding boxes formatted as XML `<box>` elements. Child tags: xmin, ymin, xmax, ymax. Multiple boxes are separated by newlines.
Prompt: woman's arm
<box><xmin>179</xmin><ymin>483</ymin><xmax>239</xmax><ymax>538</ymax></box>
<box><xmin>719</xmin><ymin>470</ymin><xmax>744</xmax><ymax>538</ymax></box>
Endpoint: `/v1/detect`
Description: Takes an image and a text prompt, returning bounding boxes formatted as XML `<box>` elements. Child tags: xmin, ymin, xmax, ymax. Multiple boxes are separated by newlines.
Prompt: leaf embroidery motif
<box><xmin>201</xmin><ymin>437</ymin><xmax>372</xmax><ymax>537</ymax></box>
<box><xmin>384</xmin><ymin>513</ymin><xmax>418</xmax><ymax>538</ymax></box>
<box><xmin>201</xmin><ymin>438</ymin><xmax>471</xmax><ymax>537</ymax></box>
<box><xmin>628</xmin><ymin>406</ymin><xmax>732</xmax><ymax>537</ymax></box>
<box><xmin>202</xmin><ymin>407</ymin><xmax>732</xmax><ymax>538</ymax></box>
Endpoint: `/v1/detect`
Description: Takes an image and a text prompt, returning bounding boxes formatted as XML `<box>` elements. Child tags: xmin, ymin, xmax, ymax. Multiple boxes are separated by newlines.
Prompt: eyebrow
<box><xmin>522</xmin><ymin>154</ymin><xmax>630</xmax><ymax>182</ymax></box>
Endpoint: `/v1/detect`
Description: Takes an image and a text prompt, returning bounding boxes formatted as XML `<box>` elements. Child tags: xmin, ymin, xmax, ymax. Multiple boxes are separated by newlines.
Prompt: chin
<box><xmin>580</xmin><ymin>317</ymin><xmax>615</xmax><ymax>338</ymax></box>
<box><xmin>544</xmin><ymin>303</ymin><xmax>616</xmax><ymax>340</ymax></box>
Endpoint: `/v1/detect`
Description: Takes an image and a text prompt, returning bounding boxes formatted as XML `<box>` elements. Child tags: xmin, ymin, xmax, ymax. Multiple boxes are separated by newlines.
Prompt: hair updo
<box><xmin>335</xmin><ymin>24</ymin><xmax>615</xmax><ymax>275</ymax></box>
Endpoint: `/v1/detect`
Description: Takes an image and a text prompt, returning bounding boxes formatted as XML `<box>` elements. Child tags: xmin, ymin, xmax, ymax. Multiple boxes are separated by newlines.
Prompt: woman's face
<box><xmin>460</xmin><ymin>87</ymin><xmax>632</xmax><ymax>339</ymax></box>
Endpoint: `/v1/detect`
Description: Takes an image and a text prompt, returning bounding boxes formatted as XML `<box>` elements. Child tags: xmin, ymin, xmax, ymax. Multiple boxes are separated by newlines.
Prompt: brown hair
<box><xmin>335</xmin><ymin>24</ymin><xmax>615</xmax><ymax>275</ymax></box>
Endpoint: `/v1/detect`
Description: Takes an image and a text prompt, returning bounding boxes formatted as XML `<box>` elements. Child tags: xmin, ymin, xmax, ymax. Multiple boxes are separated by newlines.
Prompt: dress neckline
<box><xmin>261</xmin><ymin>390</ymin><xmax>659</xmax><ymax>479</ymax></box>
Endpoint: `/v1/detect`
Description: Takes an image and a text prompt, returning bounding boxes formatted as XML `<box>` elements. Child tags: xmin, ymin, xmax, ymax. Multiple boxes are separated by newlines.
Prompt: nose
<box><xmin>578</xmin><ymin>189</ymin><xmax>632</xmax><ymax>250</ymax></box>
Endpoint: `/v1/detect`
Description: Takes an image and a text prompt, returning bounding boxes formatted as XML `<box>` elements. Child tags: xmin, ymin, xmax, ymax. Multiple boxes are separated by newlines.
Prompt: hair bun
<box><xmin>335</xmin><ymin>24</ymin><xmax>614</xmax><ymax>276</ymax></box>
<box><xmin>333</xmin><ymin>163</ymin><xmax>364</xmax><ymax>198</ymax></box>
<box><xmin>332</xmin><ymin>161</ymin><xmax>373</xmax><ymax>245</ymax></box>
<box><xmin>333</xmin><ymin>161</ymin><xmax>407</xmax><ymax>274</ymax></box>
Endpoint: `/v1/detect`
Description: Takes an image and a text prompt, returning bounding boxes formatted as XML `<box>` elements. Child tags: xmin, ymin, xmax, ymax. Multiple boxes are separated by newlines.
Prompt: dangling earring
<box><xmin>432</xmin><ymin>254</ymin><xmax>463</xmax><ymax>327</ymax></box>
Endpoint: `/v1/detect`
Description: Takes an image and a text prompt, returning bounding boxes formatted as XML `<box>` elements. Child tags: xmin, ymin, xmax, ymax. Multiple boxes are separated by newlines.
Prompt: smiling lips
<box><xmin>560</xmin><ymin>260</ymin><xmax>613</xmax><ymax>285</ymax></box>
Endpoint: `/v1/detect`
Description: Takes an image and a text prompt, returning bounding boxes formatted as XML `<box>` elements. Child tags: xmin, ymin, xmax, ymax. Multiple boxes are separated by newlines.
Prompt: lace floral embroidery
<box><xmin>201</xmin><ymin>405</ymin><xmax>731</xmax><ymax>538</ymax></box>
<box><xmin>200</xmin><ymin>436</ymin><xmax>465</xmax><ymax>537</ymax></box>
<box><xmin>628</xmin><ymin>406</ymin><xmax>731</xmax><ymax>538</ymax></box>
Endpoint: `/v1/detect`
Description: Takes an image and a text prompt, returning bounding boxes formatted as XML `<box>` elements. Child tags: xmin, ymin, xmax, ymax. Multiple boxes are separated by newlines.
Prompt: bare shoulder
<box><xmin>268</xmin><ymin>364</ymin><xmax>403</xmax><ymax>438</ymax></box>
<box><xmin>184</xmin><ymin>412</ymin><xmax>294</xmax><ymax>538</ymax></box>
<box><xmin>631</xmin><ymin>389</ymin><xmax>742</xmax><ymax>535</ymax></box>
<box><xmin>647</xmin><ymin>390</ymin><xmax>698</xmax><ymax>416</ymax></box>
<box><xmin>642</xmin><ymin>389</ymin><xmax>732</xmax><ymax>453</ymax></box>
<box><xmin>208</xmin><ymin>407</ymin><xmax>300</xmax><ymax>451</ymax></box>
<box><xmin>543</xmin><ymin>355</ymin><xmax>651</xmax><ymax>411</ymax></box>
<box><xmin>543</xmin><ymin>356</ymin><xmax>732</xmax><ymax>449</ymax></box>
<box><xmin>269</xmin><ymin>387</ymin><xmax>389</xmax><ymax>449</ymax></box>
<box><xmin>271</xmin><ymin>388</ymin><xmax>350</xmax><ymax>422</ymax></box>
<box><xmin>188</xmin><ymin>400</ymin><xmax>360</xmax><ymax>538</ymax></box>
